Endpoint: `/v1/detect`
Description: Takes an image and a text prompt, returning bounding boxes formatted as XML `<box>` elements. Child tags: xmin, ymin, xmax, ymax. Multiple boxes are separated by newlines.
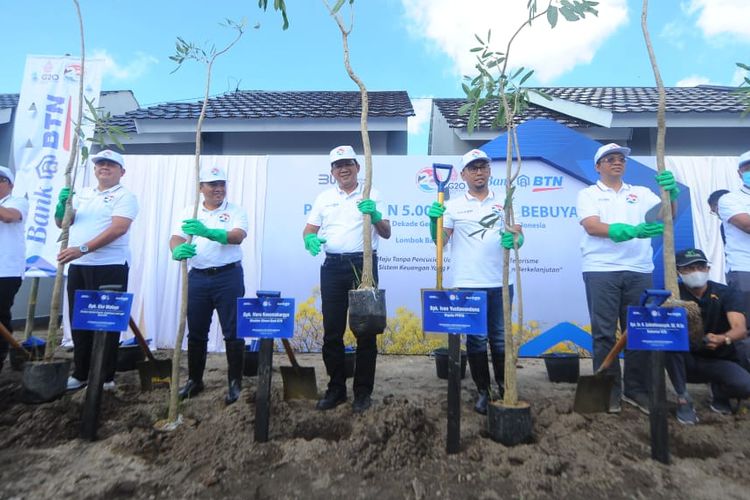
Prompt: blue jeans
<box><xmin>583</xmin><ymin>271</ymin><xmax>652</xmax><ymax>399</ymax></box>
<box><xmin>187</xmin><ymin>264</ymin><xmax>244</xmax><ymax>343</ymax></box>
<box><xmin>464</xmin><ymin>286</ymin><xmax>511</xmax><ymax>356</ymax></box>
<box><xmin>666</xmin><ymin>344</ymin><xmax>750</xmax><ymax>399</ymax></box>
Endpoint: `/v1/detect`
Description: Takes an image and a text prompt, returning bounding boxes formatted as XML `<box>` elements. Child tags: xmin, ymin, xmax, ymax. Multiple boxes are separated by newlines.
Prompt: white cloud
<box><xmin>408</xmin><ymin>97</ymin><xmax>433</xmax><ymax>135</ymax></box>
<box><xmin>659</xmin><ymin>21</ymin><xmax>687</xmax><ymax>49</ymax></box>
<box><xmin>91</xmin><ymin>49</ymin><xmax>159</xmax><ymax>81</ymax></box>
<box><xmin>400</xmin><ymin>0</ymin><xmax>628</xmax><ymax>84</ymax></box>
<box><xmin>687</xmin><ymin>0</ymin><xmax>750</xmax><ymax>42</ymax></box>
<box><xmin>675</xmin><ymin>74</ymin><xmax>713</xmax><ymax>87</ymax></box>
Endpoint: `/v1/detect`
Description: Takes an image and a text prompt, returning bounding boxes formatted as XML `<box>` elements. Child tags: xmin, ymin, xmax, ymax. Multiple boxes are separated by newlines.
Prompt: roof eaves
<box><xmin>529</xmin><ymin>92</ymin><xmax>613</xmax><ymax>127</ymax></box>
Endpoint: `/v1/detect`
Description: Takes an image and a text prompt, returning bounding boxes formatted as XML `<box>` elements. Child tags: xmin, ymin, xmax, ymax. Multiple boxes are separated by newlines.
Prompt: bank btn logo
<box><xmin>218</xmin><ymin>212</ymin><xmax>230</xmax><ymax>222</ymax></box>
<box><xmin>626</xmin><ymin>193</ymin><xmax>638</xmax><ymax>204</ymax></box>
<box><xmin>64</xmin><ymin>64</ymin><xmax>82</xmax><ymax>83</ymax></box>
<box><xmin>415</xmin><ymin>167</ymin><xmax>458</xmax><ymax>193</ymax></box>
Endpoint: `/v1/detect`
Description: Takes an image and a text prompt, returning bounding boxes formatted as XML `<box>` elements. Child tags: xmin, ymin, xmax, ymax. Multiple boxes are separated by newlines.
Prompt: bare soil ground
<box><xmin>1</xmin><ymin>351</ymin><xmax>749</xmax><ymax>500</ymax></box>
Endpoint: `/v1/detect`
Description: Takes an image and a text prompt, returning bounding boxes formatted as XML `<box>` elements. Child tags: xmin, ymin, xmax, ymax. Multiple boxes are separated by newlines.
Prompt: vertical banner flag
<box><xmin>11</xmin><ymin>55</ymin><xmax>104</xmax><ymax>276</ymax></box>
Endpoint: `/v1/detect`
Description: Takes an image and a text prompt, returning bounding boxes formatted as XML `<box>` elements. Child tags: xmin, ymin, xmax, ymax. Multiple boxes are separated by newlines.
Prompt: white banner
<box><xmin>11</xmin><ymin>55</ymin><xmax>103</xmax><ymax>277</ymax></box>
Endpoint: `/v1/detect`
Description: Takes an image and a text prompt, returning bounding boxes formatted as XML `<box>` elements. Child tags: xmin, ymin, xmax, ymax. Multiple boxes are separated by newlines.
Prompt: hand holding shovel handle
<box><xmin>432</xmin><ymin>163</ymin><xmax>453</xmax><ymax>290</ymax></box>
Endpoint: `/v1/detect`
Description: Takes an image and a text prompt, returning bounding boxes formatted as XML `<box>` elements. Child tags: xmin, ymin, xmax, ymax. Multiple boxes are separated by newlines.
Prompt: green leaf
<box><xmin>474</xmin><ymin>33</ymin><xmax>484</xmax><ymax>45</ymax></box>
<box><xmin>458</xmin><ymin>102</ymin><xmax>473</xmax><ymax>116</ymax></box>
<box><xmin>332</xmin><ymin>0</ymin><xmax>346</xmax><ymax>13</ymax></box>
<box><xmin>737</xmin><ymin>62</ymin><xmax>750</xmax><ymax>71</ymax></box>
<box><xmin>470</xmin><ymin>46</ymin><xmax>483</xmax><ymax>52</ymax></box>
<box><xmin>546</xmin><ymin>6</ymin><xmax>558</xmax><ymax>28</ymax></box>
<box><xmin>519</xmin><ymin>69</ymin><xmax>534</xmax><ymax>86</ymax></box>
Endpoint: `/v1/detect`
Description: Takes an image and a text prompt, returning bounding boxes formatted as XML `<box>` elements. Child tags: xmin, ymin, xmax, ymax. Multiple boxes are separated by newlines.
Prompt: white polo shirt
<box><xmin>306</xmin><ymin>183</ymin><xmax>386</xmax><ymax>254</ymax></box>
<box><xmin>577</xmin><ymin>180</ymin><xmax>661</xmax><ymax>273</ymax></box>
<box><xmin>443</xmin><ymin>191</ymin><xmax>513</xmax><ymax>288</ymax></box>
<box><xmin>69</xmin><ymin>184</ymin><xmax>138</xmax><ymax>266</ymax></box>
<box><xmin>0</xmin><ymin>194</ymin><xmax>30</xmax><ymax>277</ymax></box>
<box><xmin>718</xmin><ymin>186</ymin><xmax>750</xmax><ymax>272</ymax></box>
<box><xmin>173</xmin><ymin>199</ymin><xmax>248</xmax><ymax>270</ymax></box>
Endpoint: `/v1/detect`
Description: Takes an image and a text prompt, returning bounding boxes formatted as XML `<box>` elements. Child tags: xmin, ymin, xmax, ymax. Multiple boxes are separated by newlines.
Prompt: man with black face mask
<box><xmin>665</xmin><ymin>248</ymin><xmax>750</xmax><ymax>425</ymax></box>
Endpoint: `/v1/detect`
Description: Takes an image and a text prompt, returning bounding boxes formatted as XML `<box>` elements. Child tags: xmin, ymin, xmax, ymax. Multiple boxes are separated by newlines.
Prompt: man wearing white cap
<box><xmin>0</xmin><ymin>166</ymin><xmax>29</xmax><ymax>371</ymax></box>
<box><xmin>576</xmin><ymin>143</ymin><xmax>678</xmax><ymax>414</ymax></box>
<box><xmin>170</xmin><ymin>165</ymin><xmax>248</xmax><ymax>405</ymax></box>
<box><xmin>426</xmin><ymin>149</ymin><xmax>523</xmax><ymax>414</ymax></box>
<box><xmin>717</xmin><ymin>150</ymin><xmax>750</xmax><ymax>323</ymax></box>
<box><xmin>55</xmin><ymin>149</ymin><xmax>138</xmax><ymax>391</ymax></box>
<box><xmin>303</xmin><ymin>145</ymin><xmax>391</xmax><ymax>413</ymax></box>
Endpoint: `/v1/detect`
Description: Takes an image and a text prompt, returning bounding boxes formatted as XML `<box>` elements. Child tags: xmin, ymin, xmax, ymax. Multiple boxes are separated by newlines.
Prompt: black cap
<box><xmin>676</xmin><ymin>248</ymin><xmax>709</xmax><ymax>267</ymax></box>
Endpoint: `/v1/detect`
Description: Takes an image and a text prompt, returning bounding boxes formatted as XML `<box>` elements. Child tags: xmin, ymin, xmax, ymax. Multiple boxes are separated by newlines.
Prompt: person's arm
<box><xmin>57</xmin><ymin>216</ymin><xmax>132</xmax><ymax>264</ymax></box>
<box><xmin>580</xmin><ymin>216</ymin><xmax>611</xmax><ymax>238</ymax></box>
<box><xmin>704</xmin><ymin>311</ymin><xmax>748</xmax><ymax>350</ymax></box>
<box><xmin>227</xmin><ymin>228</ymin><xmax>247</xmax><ymax>245</ymax></box>
<box><xmin>170</xmin><ymin>234</ymin><xmax>187</xmax><ymax>251</ymax></box>
<box><xmin>0</xmin><ymin>206</ymin><xmax>21</xmax><ymax>223</ymax></box>
<box><xmin>727</xmin><ymin>212</ymin><xmax>750</xmax><ymax>234</ymax></box>
<box><xmin>374</xmin><ymin>219</ymin><xmax>391</xmax><ymax>239</ymax></box>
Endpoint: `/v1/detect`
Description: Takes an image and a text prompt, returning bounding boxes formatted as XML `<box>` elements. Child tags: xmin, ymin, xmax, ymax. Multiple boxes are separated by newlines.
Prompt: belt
<box><xmin>191</xmin><ymin>261</ymin><xmax>241</xmax><ymax>275</ymax></box>
<box><xmin>325</xmin><ymin>252</ymin><xmax>376</xmax><ymax>260</ymax></box>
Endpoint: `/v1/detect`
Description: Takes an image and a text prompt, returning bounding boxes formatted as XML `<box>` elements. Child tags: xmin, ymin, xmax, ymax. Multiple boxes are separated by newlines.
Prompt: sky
<box><xmin>1</xmin><ymin>0</ymin><xmax>748</xmax><ymax>154</ymax></box>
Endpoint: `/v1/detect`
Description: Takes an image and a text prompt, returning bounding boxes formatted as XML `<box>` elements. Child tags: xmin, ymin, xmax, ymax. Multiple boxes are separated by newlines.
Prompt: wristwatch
<box><xmin>725</xmin><ymin>335</ymin><xmax>732</xmax><ymax>346</ymax></box>
<box><xmin>79</xmin><ymin>244</ymin><xmax>89</xmax><ymax>254</ymax></box>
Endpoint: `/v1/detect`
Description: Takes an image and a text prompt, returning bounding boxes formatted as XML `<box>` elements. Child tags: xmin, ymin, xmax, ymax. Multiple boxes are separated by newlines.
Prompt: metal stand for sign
<box><xmin>80</xmin><ymin>284</ymin><xmax>123</xmax><ymax>441</ymax></box>
<box><xmin>253</xmin><ymin>290</ymin><xmax>281</xmax><ymax>443</ymax></box>
<box><xmin>649</xmin><ymin>350</ymin><xmax>669</xmax><ymax>464</ymax></box>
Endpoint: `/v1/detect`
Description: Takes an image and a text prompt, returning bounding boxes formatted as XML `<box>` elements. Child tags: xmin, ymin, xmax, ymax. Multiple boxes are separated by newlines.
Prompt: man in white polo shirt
<box><xmin>426</xmin><ymin>149</ymin><xmax>523</xmax><ymax>414</ymax></box>
<box><xmin>717</xmin><ymin>150</ymin><xmax>750</xmax><ymax>322</ymax></box>
<box><xmin>170</xmin><ymin>165</ymin><xmax>248</xmax><ymax>405</ymax></box>
<box><xmin>56</xmin><ymin>150</ymin><xmax>138</xmax><ymax>391</ymax></box>
<box><xmin>0</xmin><ymin>165</ymin><xmax>29</xmax><ymax>372</ymax></box>
<box><xmin>303</xmin><ymin>145</ymin><xmax>391</xmax><ymax>413</ymax></box>
<box><xmin>577</xmin><ymin>143</ymin><xmax>678</xmax><ymax>414</ymax></box>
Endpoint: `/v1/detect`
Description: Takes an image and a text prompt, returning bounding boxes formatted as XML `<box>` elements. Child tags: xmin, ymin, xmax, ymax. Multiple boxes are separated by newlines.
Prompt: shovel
<box><xmin>130</xmin><ymin>317</ymin><xmax>172</xmax><ymax>391</ymax></box>
<box><xmin>279</xmin><ymin>338</ymin><xmax>318</xmax><ymax>400</ymax></box>
<box><xmin>573</xmin><ymin>333</ymin><xmax>627</xmax><ymax>414</ymax></box>
<box><xmin>0</xmin><ymin>322</ymin><xmax>30</xmax><ymax>360</ymax></box>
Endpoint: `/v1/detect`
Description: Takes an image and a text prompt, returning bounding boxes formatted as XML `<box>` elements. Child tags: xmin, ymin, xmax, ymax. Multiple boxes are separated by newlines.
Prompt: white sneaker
<box><xmin>66</xmin><ymin>377</ymin><xmax>87</xmax><ymax>391</ymax></box>
<box><xmin>102</xmin><ymin>381</ymin><xmax>116</xmax><ymax>392</ymax></box>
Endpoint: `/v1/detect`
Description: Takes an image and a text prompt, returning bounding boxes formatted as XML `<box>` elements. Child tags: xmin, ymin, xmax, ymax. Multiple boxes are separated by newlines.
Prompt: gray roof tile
<box><xmin>0</xmin><ymin>93</ymin><xmax>19</xmax><ymax>109</ymax></box>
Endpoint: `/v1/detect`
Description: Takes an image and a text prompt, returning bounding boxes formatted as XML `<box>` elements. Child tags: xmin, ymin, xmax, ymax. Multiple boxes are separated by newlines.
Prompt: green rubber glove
<box><xmin>182</xmin><ymin>219</ymin><xmax>228</xmax><ymax>245</ymax></box>
<box><xmin>357</xmin><ymin>199</ymin><xmax>382</xmax><ymax>224</ymax></box>
<box><xmin>172</xmin><ymin>243</ymin><xmax>196</xmax><ymax>261</ymax></box>
<box><xmin>303</xmin><ymin>233</ymin><xmax>327</xmax><ymax>256</ymax></box>
<box><xmin>501</xmin><ymin>231</ymin><xmax>524</xmax><ymax>249</ymax></box>
<box><xmin>635</xmin><ymin>222</ymin><xmax>664</xmax><ymax>239</ymax></box>
<box><xmin>55</xmin><ymin>187</ymin><xmax>72</xmax><ymax>219</ymax></box>
<box><xmin>656</xmin><ymin>170</ymin><xmax>680</xmax><ymax>201</ymax></box>
<box><xmin>608</xmin><ymin>223</ymin><xmax>639</xmax><ymax>243</ymax></box>
<box><xmin>427</xmin><ymin>202</ymin><xmax>446</xmax><ymax>242</ymax></box>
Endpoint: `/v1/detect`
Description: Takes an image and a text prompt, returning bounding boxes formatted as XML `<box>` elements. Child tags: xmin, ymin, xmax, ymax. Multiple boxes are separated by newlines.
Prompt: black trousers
<box><xmin>320</xmin><ymin>253</ymin><xmax>379</xmax><ymax>397</ymax></box>
<box><xmin>66</xmin><ymin>263</ymin><xmax>129</xmax><ymax>382</ymax></box>
<box><xmin>0</xmin><ymin>277</ymin><xmax>23</xmax><ymax>365</ymax></box>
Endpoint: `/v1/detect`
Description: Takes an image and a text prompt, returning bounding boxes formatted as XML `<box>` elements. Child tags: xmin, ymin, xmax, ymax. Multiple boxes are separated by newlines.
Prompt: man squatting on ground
<box><xmin>717</xmin><ymin>150</ymin><xmax>750</xmax><ymax>324</ymax></box>
<box><xmin>576</xmin><ymin>143</ymin><xmax>679</xmax><ymax>414</ymax></box>
<box><xmin>426</xmin><ymin>149</ymin><xmax>524</xmax><ymax>415</ymax></box>
<box><xmin>665</xmin><ymin>248</ymin><xmax>750</xmax><ymax>425</ymax></box>
<box><xmin>56</xmin><ymin>150</ymin><xmax>139</xmax><ymax>392</ymax></box>
<box><xmin>170</xmin><ymin>166</ymin><xmax>249</xmax><ymax>405</ymax></box>
<box><xmin>302</xmin><ymin>145</ymin><xmax>391</xmax><ymax>414</ymax></box>
<box><xmin>0</xmin><ymin>166</ymin><xmax>29</xmax><ymax>371</ymax></box>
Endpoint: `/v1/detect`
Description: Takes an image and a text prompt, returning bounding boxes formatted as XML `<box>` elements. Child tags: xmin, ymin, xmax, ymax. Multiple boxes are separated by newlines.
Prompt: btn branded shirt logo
<box><xmin>218</xmin><ymin>213</ymin><xmax>230</xmax><ymax>222</ymax></box>
<box><xmin>626</xmin><ymin>193</ymin><xmax>638</xmax><ymax>204</ymax></box>
<box><xmin>103</xmin><ymin>195</ymin><xmax>114</xmax><ymax>203</ymax></box>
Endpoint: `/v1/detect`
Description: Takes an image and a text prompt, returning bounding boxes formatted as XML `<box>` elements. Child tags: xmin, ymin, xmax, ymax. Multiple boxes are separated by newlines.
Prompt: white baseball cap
<box><xmin>0</xmin><ymin>165</ymin><xmax>14</xmax><ymax>184</ymax></box>
<box><xmin>90</xmin><ymin>149</ymin><xmax>125</xmax><ymax>168</ymax></box>
<box><xmin>738</xmin><ymin>150</ymin><xmax>750</xmax><ymax>169</ymax></box>
<box><xmin>461</xmin><ymin>149</ymin><xmax>490</xmax><ymax>169</ymax></box>
<box><xmin>594</xmin><ymin>143</ymin><xmax>631</xmax><ymax>164</ymax></box>
<box><xmin>329</xmin><ymin>145</ymin><xmax>357</xmax><ymax>164</ymax></box>
<box><xmin>199</xmin><ymin>165</ymin><xmax>227</xmax><ymax>182</ymax></box>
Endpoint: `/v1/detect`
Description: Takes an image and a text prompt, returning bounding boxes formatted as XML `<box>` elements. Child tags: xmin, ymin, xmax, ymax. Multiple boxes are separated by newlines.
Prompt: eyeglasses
<box><xmin>202</xmin><ymin>181</ymin><xmax>226</xmax><ymax>188</ymax></box>
<box><xmin>599</xmin><ymin>155</ymin><xmax>627</xmax><ymax>165</ymax></box>
<box><xmin>0</xmin><ymin>177</ymin><xmax>9</xmax><ymax>184</ymax></box>
<box><xmin>465</xmin><ymin>164</ymin><xmax>489</xmax><ymax>173</ymax></box>
<box><xmin>332</xmin><ymin>160</ymin><xmax>357</xmax><ymax>169</ymax></box>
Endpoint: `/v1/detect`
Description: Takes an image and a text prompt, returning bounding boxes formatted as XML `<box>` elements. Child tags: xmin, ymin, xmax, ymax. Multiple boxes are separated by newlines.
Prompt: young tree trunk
<box><xmin>23</xmin><ymin>278</ymin><xmax>40</xmax><ymax>340</ymax></box>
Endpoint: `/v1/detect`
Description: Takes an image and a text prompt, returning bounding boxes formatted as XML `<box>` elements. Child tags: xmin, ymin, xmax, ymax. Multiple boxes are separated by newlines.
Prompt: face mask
<box><xmin>742</xmin><ymin>171</ymin><xmax>750</xmax><ymax>186</ymax></box>
<box><xmin>680</xmin><ymin>270</ymin><xmax>709</xmax><ymax>288</ymax></box>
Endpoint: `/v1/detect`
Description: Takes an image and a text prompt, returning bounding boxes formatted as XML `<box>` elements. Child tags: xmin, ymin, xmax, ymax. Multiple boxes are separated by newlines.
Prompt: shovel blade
<box><xmin>136</xmin><ymin>359</ymin><xmax>173</xmax><ymax>391</ymax></box>
<box><xmin>280</xmin><ymin>366</ymin><xmax>318</xmax><ymax>400</ymax></box>
<box><xmin>573</xmin><ymin>373</ymin><xmax>615</xmax><ymax>414</ymax></box>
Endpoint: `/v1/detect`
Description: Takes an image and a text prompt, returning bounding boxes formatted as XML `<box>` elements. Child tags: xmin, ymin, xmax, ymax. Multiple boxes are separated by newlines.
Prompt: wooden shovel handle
<box><xmin>128</xmin><ymin>317</ymin><xmax>156</xmax><ymax>362</ymax></box>
<box><xmin>281</xmin><ymin>339</ymin><xmax>301</xmax><ymax>369</ymax></box>
<box><xmin>597</xmin><ymin>333</ymin><xmax>628</xmax><ymax>374</ymax></box>
<box><xmin>0</xmin><ymin>321</ymin><xmax>27</xmax><ymax>354</ymax></box>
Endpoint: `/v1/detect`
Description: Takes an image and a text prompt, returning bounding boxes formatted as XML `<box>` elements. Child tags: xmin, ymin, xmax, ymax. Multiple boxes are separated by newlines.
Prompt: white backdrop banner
<box><xmin>12</xmin><ymin>55</ymin><xmax>103</xmax><ymax>277</ymax></box>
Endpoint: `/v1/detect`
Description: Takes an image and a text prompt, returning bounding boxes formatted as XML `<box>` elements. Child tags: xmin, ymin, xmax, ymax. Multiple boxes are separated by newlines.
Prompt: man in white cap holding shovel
<box><xmin>0</xmin><ymin>165</ymin><xmax>29</xmax><ymax>371</ymax></box>
<box><xmin>56</xmin><ymin>149</ymin><xmax>138</xmax><ymax>391</ymax></box>
<box><xmin>302</xmin><ymin>145</ymin><xmax>391</xmax><ymax>414</ymax></box>
<box><xmin>170</xmin><ymin>165</ymin><xmax>248</xmax><ymax>405</ymax></box>
<box><xmin>576</xmin><ymin>143</ymin><xmax>678</xmax><ymax>414</ymax></box>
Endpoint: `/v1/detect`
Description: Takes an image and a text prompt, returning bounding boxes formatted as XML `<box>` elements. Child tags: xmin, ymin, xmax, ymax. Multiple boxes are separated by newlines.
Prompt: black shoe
<box><xmin>316</xmin><ymin>389</ymin><xmax>347</xmax><ymax>410</ymax></box>
<box><xmin>622</xmin><ymin>392</ymin><xmax>650</xmax><ymax>415</ymax></box>
<box><xmin>352</xmin><ymin>394</ymin><xmax>372</xmax><ymax>414</ymax></box>
<box><xmin>225</xmin><ymin>379</ymin><xmax>241</xmax><ymax>405</ymax></box>
<box><xmin>178</xmin><ymin>379</ymin><xmax>204</xmax><ymax>400</ymax></box>
<box><xmin>474</xmin><ymin>390</ymin><xmax>489</xmax><ymax>415</ymax></box>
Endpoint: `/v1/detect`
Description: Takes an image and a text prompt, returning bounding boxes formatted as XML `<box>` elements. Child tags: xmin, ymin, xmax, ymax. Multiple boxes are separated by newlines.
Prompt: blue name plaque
<box><xmin>422</xmin><ymin>289</ymin><xmax>487</xmax><ymax>336</ymax></box>
<box><xmin>72</xmin><ymin>290</ymin><xmax>133</xmax><ymax>332</ymax></box>
<box><xmin>627</xmin><ymin>306</ymin><xmax>689</xmax><ymax>351</ymax></box>
<box><xmin>237</xmin><ymin>297</ymin><xmax>295</xmax><ymax>339</ymax></box>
